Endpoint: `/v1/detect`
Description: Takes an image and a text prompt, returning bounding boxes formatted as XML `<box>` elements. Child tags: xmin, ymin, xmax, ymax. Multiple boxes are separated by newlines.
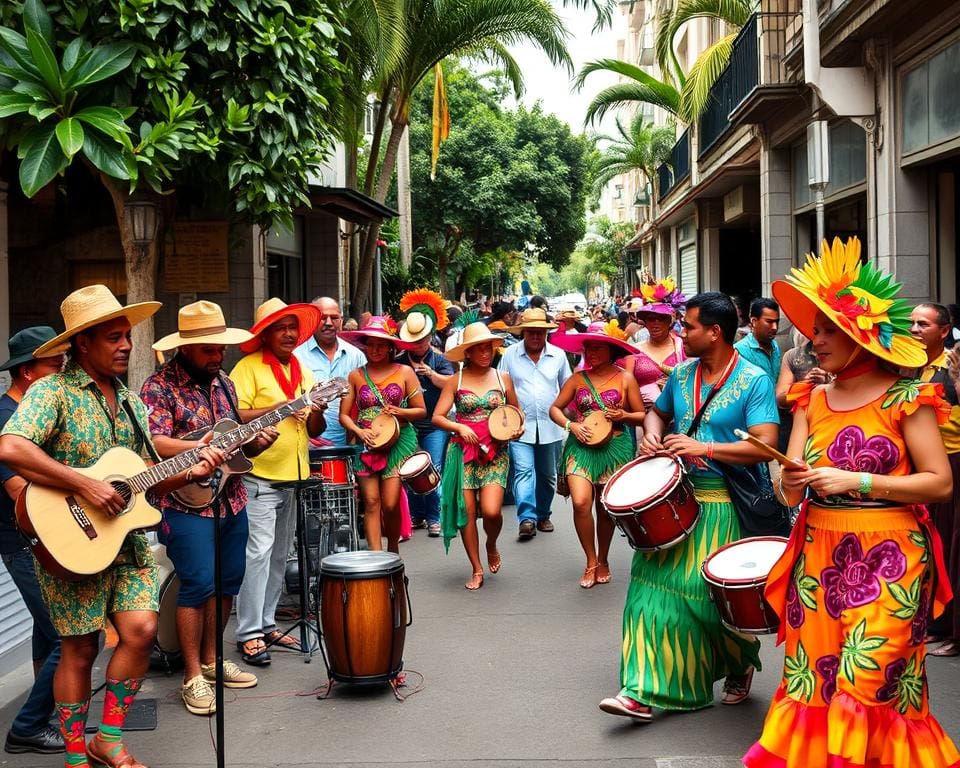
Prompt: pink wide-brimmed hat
<box><xmin>339</xmin><ymin>315</ymin><xmax>415</xmax><ymax>350</ymax></box>
<box><xmin>550</xmin><ymin>319</ymin><xmax>636</xmax><ymax>357</ymax></box>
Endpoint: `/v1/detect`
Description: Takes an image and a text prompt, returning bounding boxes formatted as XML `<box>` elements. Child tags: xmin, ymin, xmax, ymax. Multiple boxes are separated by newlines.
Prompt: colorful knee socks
<box><xmin>57</xmin><ymin>699</ymin><xmax>90</xmax><ymax>767</ymax></box>
<box><xmin>97</xmin><ymin>677</ymin><xmax>143</xmax><ymax>746</ymax></box>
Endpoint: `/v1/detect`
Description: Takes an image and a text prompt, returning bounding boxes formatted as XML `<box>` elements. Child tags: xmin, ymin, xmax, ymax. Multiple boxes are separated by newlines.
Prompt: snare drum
<box><xmin>309</xmin><ymin>445</ymin><xmax>358</xmax><ymax>486</ymax></box>
<box><xmin>319</xmin><ymin>551</ymin><xmax>411</xmax><ymax>684</ymax></box>
<box><xmin>601</xmin><ymin>455</ymin><xmax>700</xmax><ymax>551</ymax></box>
<box><xmin>487</xmin><ymin>405</ymin><xmax>524</xmax><ymax>442</ymax></box>
<box><xmin>398</xmin><ymin>451</ymin><xmax>440</xmax><ymax>495</ymax></box>
<box><xmin>368</xmin><ymin>413</ymin><xmax>400</xmax><ymax>451</ymax></box>
<box><xmin>701</xmin><ymin>536</ymin><xmax>788</xmax><ymax>635</ymax></box>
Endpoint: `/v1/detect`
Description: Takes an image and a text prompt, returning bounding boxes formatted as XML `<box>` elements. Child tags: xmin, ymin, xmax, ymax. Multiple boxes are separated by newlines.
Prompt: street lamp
<box><xmin>807</xmin><ymin>121</ymin><xmax>830</xmax><ymax>248</ymax></box>
<box><xmin>124</xmin><ymin>189</ymin><xmax>159</xmax><ymax>252</ymax></box>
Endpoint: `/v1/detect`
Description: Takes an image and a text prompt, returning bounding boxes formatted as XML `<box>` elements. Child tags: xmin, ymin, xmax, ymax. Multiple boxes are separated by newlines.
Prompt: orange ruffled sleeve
<box><xmin>900</xmin><ymin>381</ymin><xmax>952</xmax><ymax>425</ymax></box>
<box><xmin>785</xmin><ymin>380</ymin><xmax>815</xmax><ymax>413</ymax></box>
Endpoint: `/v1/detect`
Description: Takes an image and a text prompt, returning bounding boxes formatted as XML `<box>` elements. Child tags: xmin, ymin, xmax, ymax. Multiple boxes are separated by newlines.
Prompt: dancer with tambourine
<box><xmin>339</xmin><ymin>317</ymin><xmax>426</xmax><ymax>553</ymax></box>
<box><xmin>549</xmin><ymin>320</ymin><xmax>645</xmax><ymax>588</ymax></box>
<box><xmin>433</xmin><ymin>320</ymin><xmax>523</xmax><ymax>590</ymax></box>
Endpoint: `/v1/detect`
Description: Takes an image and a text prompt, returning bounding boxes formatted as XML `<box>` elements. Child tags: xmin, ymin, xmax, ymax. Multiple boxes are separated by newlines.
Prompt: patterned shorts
<box><xmin>35</xmin><ymin>550</ymin><xmax>159</xmax><ymax>637</ymax></box>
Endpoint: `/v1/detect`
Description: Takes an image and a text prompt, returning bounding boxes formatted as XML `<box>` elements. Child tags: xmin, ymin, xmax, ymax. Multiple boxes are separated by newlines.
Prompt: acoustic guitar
<box><xmin>16</xmin><ymin>378</ymin><xmax>348</xmax><ymax>580</ymax></box>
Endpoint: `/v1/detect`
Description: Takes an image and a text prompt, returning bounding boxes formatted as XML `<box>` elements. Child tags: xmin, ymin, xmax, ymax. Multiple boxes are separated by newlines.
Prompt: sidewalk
<box><xmin>2</xmin><ymin>498</ymin><xmax>960</xmax><ymax>767</ymax></box>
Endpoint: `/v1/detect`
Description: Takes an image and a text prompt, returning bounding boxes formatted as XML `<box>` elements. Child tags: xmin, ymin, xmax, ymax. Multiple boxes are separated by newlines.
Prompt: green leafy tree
<box><xmin>353</xmin><ymin>0</ymin><xmax>572</xmax><ymax>313</ymax></box>
<box><xmin>0</xmin><ymin>0</ymin><xmax>344</xmax><ymax>384</ymax></box>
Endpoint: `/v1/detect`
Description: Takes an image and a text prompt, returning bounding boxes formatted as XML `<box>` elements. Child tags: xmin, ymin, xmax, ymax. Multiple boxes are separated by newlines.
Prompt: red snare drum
<box><xmin>701</xmin><ymin>536</ymin><xmax>788</xmax><ymax>635</ymax></box>
<box><xmin>398</xmin><ymin>451</ymin><xmax>440</xmax><ymax>495</ymax></box>
<box><xmin>311</xmin><ymin>457</ymin><xmax>350</xmax><ymax>485</ymax></box>
<box><xmin>601</xmin><ymin>455</ymin><xmax>700</xmax><ymax>551</ymax></box>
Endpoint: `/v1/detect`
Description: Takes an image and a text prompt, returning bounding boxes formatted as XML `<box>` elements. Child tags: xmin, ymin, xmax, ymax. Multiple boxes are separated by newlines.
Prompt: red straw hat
<box><xmin>239</xmin><ymin>298</ymin><xmax>322</xmax><ymax>354</ymax></box>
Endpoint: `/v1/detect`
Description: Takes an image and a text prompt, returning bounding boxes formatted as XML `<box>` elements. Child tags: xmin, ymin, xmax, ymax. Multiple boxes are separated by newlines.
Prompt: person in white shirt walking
<box><xmin>499</xmin><ymin>308</ymin><xmax>572</xmax><ymax>539</ymax></box>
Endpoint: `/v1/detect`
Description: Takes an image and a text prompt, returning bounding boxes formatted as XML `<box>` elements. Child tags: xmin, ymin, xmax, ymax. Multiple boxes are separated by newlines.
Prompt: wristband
<box><xmin>706</xmin><ymin>442</ymin><xmax>714</xmax><ymax>459</ymax></box>
<box><xmin>858</xmin><ymin>472</ymin><xmax>873</xmax><ymax>496</ymax></box>
<box><xmin>564</xmin><ymin>420</ymin><xmax>571</xmax><ymax>432</ymax></box>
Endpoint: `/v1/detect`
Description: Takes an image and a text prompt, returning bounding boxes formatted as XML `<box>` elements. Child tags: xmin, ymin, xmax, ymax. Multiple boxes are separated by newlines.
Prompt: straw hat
<box><xmin>772</xmin><ymin>237</ymin><xmax>926</xmax><ymax>368</ymax></box>
<box><xmin>399</xmin><ymin>288</ymin><xmax>449</xmax><ymax>343</ymax></box>
<box><xmin>340</xmin><ymin>316</ymin><xmax>414</xmax><ymax>349</ymax></box>
<box><xmin>507</xmin><ymin>307</ymin><xmax>558</xmax><ymax>333</ymax></box>
<box><xmin>555</xmin><ymin>306</ymin><xmax>582</xmax><ymax>322</ymax></box>
<box><xmin>550</xmin><ymin>319</ymin><xmax>636</xmax><ymax>358</ymax></box>
<box><xmin>239</xmin><ymin>298</ymin><xmax>322</xmax><ymax>354</ymax></box>
<box><xmin>33</xmin><ymin>284</ymin><xmax>161</xmax><ymax>357</ymax></box>
<box><xmin>1</xmin><ymin>327</ymin><xmax>66</xmax><ymax>371</ymax></box>
<box><xmin>444</xmin><ymin>322</ymin><xmax>504</xmax><ymax>363</ymax></box>
<box><xmin>153</xmin><ymin>301</ymin><xmax>254</xmax><ymax>351</ymax></box>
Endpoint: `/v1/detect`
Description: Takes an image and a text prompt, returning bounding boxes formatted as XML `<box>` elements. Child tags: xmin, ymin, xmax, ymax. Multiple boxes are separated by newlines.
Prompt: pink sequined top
<box><xmin>630</xmin><ymin>338</ymin><xmax>685</xmax><ymax>387</ymax></box>
<box><xmin>572</xmin><ymin>373</ymin><xmax>622</xmax><ymax>421</ymax></box>
<box><xmin>356</xmin><ymin>365</ymin><xmax>406</xmax><ymax>428</ymax></box>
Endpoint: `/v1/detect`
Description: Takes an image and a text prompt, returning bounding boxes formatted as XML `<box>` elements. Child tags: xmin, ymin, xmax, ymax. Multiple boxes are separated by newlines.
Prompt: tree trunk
<box><xmin>352</xmin><ymin>117</ymin><xmax>407</xmax><ymax>313</ymax></box>
<box><xmin>103</xmin><ymin>181</ymin><xmax>162</xmax><ymax>391</ymax></box>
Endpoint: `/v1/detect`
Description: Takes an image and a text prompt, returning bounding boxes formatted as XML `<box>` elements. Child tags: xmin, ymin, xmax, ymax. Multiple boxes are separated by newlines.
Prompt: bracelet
<box><xmin>858</xmin><ymin>472</ymin><xmax>873</xmax><ymax>496</ymax></box>
<box><xmin>706</xmin><ymin>442</ymin><xmax>714</xmax><ymax>459</ymax></box>
<box><xmin>777</xmin><ymin>472</ymin><xmax>786</xmax><ymax>500</ymax></box>
<box><xmin>186</xmin><ymin>468</ymin><xmax>194</xmax><ymax>483</ymax></box>
<box><xmin>564</xmin><ymin>420</ymin><xmax>571</xmax><ymax>432</ymax></box>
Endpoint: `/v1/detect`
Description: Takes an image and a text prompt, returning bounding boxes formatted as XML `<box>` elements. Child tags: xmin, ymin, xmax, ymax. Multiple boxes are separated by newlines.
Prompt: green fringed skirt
<box><xmin>562</xmin><ymin>430</ymin><xmax>634</xmax><ymax>485</ymax></box>
<box><xmin>618</xmin><ymin>474</ymin><xmax>761</xmax><ymax>710</ymax></box>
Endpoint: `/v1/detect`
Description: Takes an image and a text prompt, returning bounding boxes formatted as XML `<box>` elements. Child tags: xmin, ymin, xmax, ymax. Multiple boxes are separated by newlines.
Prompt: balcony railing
<box><xmin>698</xmin><ymin>12</ymin><xmax>800</xmax><ymax>157</ymax></box>
<box><xmin>657</xmin><ymin>129</ymin><xmax>690</xmax><ymax>201</ymax></box>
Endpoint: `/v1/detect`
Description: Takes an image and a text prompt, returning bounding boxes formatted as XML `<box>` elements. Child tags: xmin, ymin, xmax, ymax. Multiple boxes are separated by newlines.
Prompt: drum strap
<box><xmin>581</xmin><ymin>372</ymin><xmax>607</xmax><ymax>413</ymax></box>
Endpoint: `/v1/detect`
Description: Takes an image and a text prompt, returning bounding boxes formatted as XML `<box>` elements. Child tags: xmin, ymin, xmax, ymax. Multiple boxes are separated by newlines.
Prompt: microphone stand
<box><xmin>208</xmin><ymin>467</ymin><xmax>226</xmax><ymax>768</ymax></box>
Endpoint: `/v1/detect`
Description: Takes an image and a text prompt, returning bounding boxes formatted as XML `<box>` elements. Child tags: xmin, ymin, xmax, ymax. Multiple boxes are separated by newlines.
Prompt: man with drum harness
<box><xmin>599</xmin><ymin>291</ymin><xmax>779</xmax><ymax>721</ymax></box>
<box><xmin>500</xmin><ymin>308</ymin><xmax>571</xmax><ymax>540</ymax></box>
<box><xmin>230</xmin><ymin>299</ymin><xmax>326</xmax><ymax>666</ymax></box>
<box><xmin>140</xmin><ymin>301</ymin><xmax>279</xmax><ymax>715</ymax></box>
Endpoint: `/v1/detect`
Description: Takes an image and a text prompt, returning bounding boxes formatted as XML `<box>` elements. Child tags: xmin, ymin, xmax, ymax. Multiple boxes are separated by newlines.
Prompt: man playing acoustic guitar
<box><xmin>0</xmin><ymin>285</ymin><xmax>226</xmax><ymax>768</ymax></box>
<box><xmin>141</xmin><ymin>301</ymin><xmax>279</xmax><ymax>715</ymax></box>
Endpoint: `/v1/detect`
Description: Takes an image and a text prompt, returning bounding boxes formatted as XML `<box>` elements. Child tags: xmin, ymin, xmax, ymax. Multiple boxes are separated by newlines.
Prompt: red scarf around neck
<box><xmin>262</xmin><ymin>349</ymin><xmax>303</xmax><ymax>400</ymax></box>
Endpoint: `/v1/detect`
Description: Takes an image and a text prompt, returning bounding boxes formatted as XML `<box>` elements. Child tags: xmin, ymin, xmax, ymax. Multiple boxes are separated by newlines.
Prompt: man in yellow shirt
<box><xmin>230</xmin><ymin>299</ymin><xmax>324</xmax><ymax>665</ymax></box>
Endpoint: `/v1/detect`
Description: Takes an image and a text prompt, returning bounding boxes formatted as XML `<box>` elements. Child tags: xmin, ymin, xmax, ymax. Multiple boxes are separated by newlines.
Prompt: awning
<box><xmin>307</xmin><ymin>186</ymin><xmax>399</xmax><ymax>224</ymax></box>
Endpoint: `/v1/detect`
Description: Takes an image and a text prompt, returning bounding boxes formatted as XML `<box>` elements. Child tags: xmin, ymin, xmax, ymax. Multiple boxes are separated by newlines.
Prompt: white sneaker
<box><xmin>202</xmin><ymin>660</ymin><xmax>258</xmax><ymax>689</ymax></box>
<box><xmin>181</xmin><ymin>675</ymin><xmax>215</xmax><ymax>715</ymax></box>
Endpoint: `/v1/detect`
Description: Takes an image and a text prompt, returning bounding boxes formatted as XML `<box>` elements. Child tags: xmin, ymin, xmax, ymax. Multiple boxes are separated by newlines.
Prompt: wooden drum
<box><xmin>488</xmin><ymin>405</ymin><xmax>524</xmax><ymax>442</ymax></box>
<box><xmin>398</xmin><ymin>451</ymin><xmax>440</xmax><ymax>495</ymax></box>
<box><xmin>368</xmin><ymin>413</ymin><xmax>400</xmax><ymax>451</ymax></box>
<box><xmin>319</xmin><ymin>551</ymin><xmax>411</xmax><ymax>684</ymax></box>
<box><xmin>579</xmin><ymin>411</ymin><xmax>613</xmax><ymax>446</ymax></box>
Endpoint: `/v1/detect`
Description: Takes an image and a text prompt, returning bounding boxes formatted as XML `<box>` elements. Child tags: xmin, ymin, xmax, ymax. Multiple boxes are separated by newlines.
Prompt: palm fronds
<box><xmin>582</xmin><ymin>78</ymin><xmax>681</xmax><ymax>126</ymax></box>
<box><xmin>677</xmin><ymin>32</ymin><xmax>736</xmax><ymax>123</ymax></box>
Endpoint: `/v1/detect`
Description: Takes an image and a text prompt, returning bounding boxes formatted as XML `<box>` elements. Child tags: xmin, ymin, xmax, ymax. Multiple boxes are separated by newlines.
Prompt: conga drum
<box><xmin>601</xmin><ymin>454</ymin><xmax>700</xmax><ymax>551</ymax></box>
<box><xmin>701</xmin><ymin>536</ymin><xmax>788</xmax><ymax>635</ymax></box>
<box><xmin>487</xmin><ymin>405</ymin><xmax>524</xmax><ymax>442</ymax></box>
<box><xmin>398</xmin><ymin>451</ymin><xmax>440</xmax><ymax>495</ymax></box>
<box><xmin>319</xmin><ymin>551</ymin><xmax>411</xmax><ymax>684</ymax></box>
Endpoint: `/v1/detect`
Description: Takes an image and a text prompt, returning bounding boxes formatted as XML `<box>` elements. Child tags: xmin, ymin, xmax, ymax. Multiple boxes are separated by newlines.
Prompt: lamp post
<box><xmin>124</xmin><ymin>189</ymin><xmax>159</xmax><ymax>262</ymax></box>
<box><xmin>807</xmin><ymin>121</ymin><xmax>830</xmax><ymax>248</ymax></box>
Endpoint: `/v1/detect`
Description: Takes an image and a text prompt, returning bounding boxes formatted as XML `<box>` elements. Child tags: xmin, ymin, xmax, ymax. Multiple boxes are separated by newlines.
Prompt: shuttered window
<box><xmin>680</xmin><ymin>243</ymin><xmax>698</xmax><ymax>296</ymax></box>
<box><xmin>0</xmin><ymin>562</ymin><xmax>31</xmax><ymax>659</ymax></box>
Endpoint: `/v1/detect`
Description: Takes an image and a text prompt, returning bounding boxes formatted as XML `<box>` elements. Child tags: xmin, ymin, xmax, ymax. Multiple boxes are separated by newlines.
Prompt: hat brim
<box><xmin>772</xmin><ymin>280</ymin><xmax>927</xmax><ymax>368</ymax></box>
<box><xmin>506</xmin><ymin>321</ymin><xmax>558</xmax><ymax>333</ymax></box>
<box><xmin>634</xmin><ymin>304</ymin><xmax>676</xmax><ymax>317</ymax></box>
<box><xmin>153</xmin><ymin>327</ymin><xmax>254</xmax><ymax>352</ymax></box>
<box><xmin>0</xmin><ymin>353</ymin><xmax>34</xmax><ymax>371</ymax></box>
<box><xmin>398</xmin><ymin>318</ymin><xmax>435</xmax><ymax>343</ymax></box>
<box><xmin>239</xmin><ymin>304</ymin><xmax>322</xmax><ymax>354</ymax></box>
<box><xmin>549</xmin><ymin>331</ymin><xmax>636</xmax><ymax>357</ymax></box>
<box><xmin>339</xmin><ymin>330</ymin><xmax>417</xmax><ymax>351</ymax></box>
<box><xmin>33</xmin><ymin>302</ymin><xmax>161</xmax><ymax>357</ymax></box>
<box><xmin>445</xmin><ymin>336</ymin><xmax>504</xmax><ymax>363</ymax></box>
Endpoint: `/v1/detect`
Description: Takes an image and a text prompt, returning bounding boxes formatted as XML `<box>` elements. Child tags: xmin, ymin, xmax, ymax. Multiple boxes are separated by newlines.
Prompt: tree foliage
<box><xmin>590</xmin><ymin>115</ymin><xmax>675</xmax><ymax>199</ymax></box>
<box><xmin>405</xmin><ymin>63</ymin><xmax>590</xmax><ymax>297</ymax></box>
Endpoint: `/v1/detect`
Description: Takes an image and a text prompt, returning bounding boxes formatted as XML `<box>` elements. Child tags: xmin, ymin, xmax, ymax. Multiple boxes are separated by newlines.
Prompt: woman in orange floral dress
<box><xmin>744</xmin><ymin>237</ymin><xmax>960</xmax><ymax>768</ymax></box>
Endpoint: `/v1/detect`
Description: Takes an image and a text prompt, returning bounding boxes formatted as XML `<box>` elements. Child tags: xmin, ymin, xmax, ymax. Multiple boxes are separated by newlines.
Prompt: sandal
<box><xmin>930</xmin><ymin>639</ymin><xmax>960</xmax><ymax>657</ymax></box>
<box><xmin>86</xmin><ymin>733</ymin><xmax>148</xmax><ymax>768</ymax></box>
<box><xmin>487</xmin><ymin>550</ymin><xmax>502</xmax><ymax>574</ymax></box>
<box><xmin>465</xmin><ymin>571</ymin><xmax>484</xmax><ymax>590</ymax></box>
<box><xmin>721</xmin><ymin>667</ymin><xmax>754</xmax><ymax>705</ymax></box>
<box><xmin>598</xmin><ymin>695</ymin><xmax>652</xmax><ymax>722</ymax></box>
<box><xmin>236</xmin><ymin>638</ymin><xmax>271</xmax><ymax>666</ymax></box>
<box><xmin>580</xmin><ymin>565</ymin><xmax>598</xmax><ymax>589</ymax></box>
<box><xmin>265</xmin><ymin>630</ymin><xmax>302</xmax><ymax>651</ymax></box>
<box><xmin>596</xmin><ymin>562</ymin><xmax>611</xmax><ymax>584</ymax></box>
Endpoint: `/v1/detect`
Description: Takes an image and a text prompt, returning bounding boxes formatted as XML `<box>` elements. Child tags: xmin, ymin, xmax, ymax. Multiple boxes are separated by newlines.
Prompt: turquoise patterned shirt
<box><xmin>655</xmin><ymin>356</ymin><xmax>779</xmax><ymax>477</ymax></box>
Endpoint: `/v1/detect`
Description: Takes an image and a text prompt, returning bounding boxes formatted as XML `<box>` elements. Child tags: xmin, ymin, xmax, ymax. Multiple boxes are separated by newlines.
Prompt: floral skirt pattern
<box><xmin>462</xmin><ymin>447</ymin><xmax>509</xmax><ymax>490</ymax></box>
<box><xmin>619</xmin><ymin>475</ymin><xmax>760</xmax><ymax>710</ymax></box>
<box><xmin>745</xmin><ymin>505</ymin><xmax>960</xmax><ymax>768</ymax></box>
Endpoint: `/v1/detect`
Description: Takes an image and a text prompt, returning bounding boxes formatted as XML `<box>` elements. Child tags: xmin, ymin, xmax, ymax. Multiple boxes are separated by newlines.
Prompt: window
<box><xmin>792</xmin><ymin>121</ymin><xmax>866</xmax><ymax>209</ymax></box>
<box><xmin>266</xmin><ymin>217</ymin><xmax>305</xmax><ymax>303</ymax></box>
<box><xmin>902</xmin><ymin>38</ymin><xmax>960</xmax><ymax>157</ymax></box>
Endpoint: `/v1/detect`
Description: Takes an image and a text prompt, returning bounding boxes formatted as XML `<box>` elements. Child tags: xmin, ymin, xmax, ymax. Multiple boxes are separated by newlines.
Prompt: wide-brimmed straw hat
<box><xmin>554</xmin><ymin>307</ymin><xmax>582</xmax><ymax>322</ymax></box>
<box><xmin>34</xmin><ymin>284</ymin><xmax>160</xmax><ymax>357</ymax></box>
<box><xmin>507</xmin><ymin>307</ymin><xmax>558</xmax><ymax>334</ymax></box>
<box><xmin>772</xmin><ymin>237</ymin><xmax>926</xmax><ymax>368</ymax></box>
<box><xmin>340</xmin><ymin>316</ymin><xmax>414</xmax><ymax>350</ymax></box>
<box><xmin>239</xmin><ymin>298</ymin><xmax>322</xmax><ymax>354</ymax></box>
<box><xmin>1</xmin><ymin>326</ymin><xmax>66</xmax><ymax>370</ymax></box>
<box><xmin>445</xmin><ymin>322</ymin><xmax>504</xmax><ymax>363</ymax></box>
<box><xmin>550</xmin><ymin>319</ymin><xmax>636</xmax><ymax>358</ymax></box>
<box><xmin>153</xmin><ymin>301</ymin><xmax>253</xmax><ymax>351</ymax></box>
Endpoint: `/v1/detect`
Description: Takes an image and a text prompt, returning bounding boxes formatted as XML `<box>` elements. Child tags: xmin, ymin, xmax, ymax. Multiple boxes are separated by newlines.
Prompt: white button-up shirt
<box><xmin>295</xmin><ymin>335</ymin><xmax>366</xmax><ymax>445</ymax></box>
<box><xmin>499</xmin><ymin>341</ymin><xmax>571</xmax><ymax>445</ymax></box>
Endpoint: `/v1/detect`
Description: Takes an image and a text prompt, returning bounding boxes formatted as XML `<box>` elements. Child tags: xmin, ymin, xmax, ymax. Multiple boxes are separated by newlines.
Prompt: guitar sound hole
<box><xmin>110</xmin><ymin>481</ymin><xmax>133</xmax><ymax>505</ymax></box>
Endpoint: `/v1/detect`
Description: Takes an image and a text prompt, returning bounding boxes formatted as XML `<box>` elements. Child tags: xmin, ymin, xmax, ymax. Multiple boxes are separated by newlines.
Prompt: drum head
<box><xmin>489</xmin><ymin>406</ymin><xmax>522</xmax><ymax>440</ymax></box>
<box><xmin>603</xmin><ymin>456</ymin><xmax>678</xmax><ymax>510</ymax></box>
<box><xmin>399</xmin><ymin>452</ymin><xmax>430</xmax><ymax>476</ymax></box>
<box><xmin>321</xmin><ymin>550</ymin><xmax>404</xmax><ymax>577</ymax></box>
<box><xmin>703</xmin><ymin>536</ymin><xmax>788</xmax><ymax>584</ymax></box>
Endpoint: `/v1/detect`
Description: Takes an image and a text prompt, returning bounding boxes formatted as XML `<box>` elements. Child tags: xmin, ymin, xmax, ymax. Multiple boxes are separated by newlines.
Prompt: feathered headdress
<box><xmin>640</xmin><ymin>277</ymin><xmax>686</xmax><ymax>310</ymax></box>
<box><xmin>399</xmin><ymin>288</ymin><xmax>449</xmax><ymax>343</ymax></box>
<box><xmin>772</xmin><ymin>237</ymin><xmax>926</xmax><ymax>368</ymax></box>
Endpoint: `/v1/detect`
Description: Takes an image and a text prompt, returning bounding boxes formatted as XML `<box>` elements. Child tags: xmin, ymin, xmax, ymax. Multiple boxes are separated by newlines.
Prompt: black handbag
<box><xmin>685</xmin><ymin>367</ymin><xmax>791</xmax><ymax>537</ymax></box>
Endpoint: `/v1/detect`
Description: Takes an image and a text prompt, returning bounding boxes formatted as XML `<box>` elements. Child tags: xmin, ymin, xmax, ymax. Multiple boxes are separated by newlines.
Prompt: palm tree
<box><xmin>577</xmin><ymin>0</ymin><xmax>755</xmax><ymax>125</ymax></box>
<box><xmin>352</xmin><ymin>0</ymin><xmax>573</xmax><ymax>313</ymax></box>
<box><xmin>590</xmin><ymin>115</ymin><xmax>675</xmax><ymax>199</ymax></box>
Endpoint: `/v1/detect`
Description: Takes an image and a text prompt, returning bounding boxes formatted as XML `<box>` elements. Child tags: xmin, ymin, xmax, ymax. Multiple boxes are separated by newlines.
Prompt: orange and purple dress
<box><xmin>745</xmin><ymin>378</ymin><xmax>960</xmax><ymax>768</ymax></box>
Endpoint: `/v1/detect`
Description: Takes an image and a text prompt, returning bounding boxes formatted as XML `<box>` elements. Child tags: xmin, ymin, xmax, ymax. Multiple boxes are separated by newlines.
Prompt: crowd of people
<box><xmin>0</xmin><ymin>237</ymin><xmax>959</xmax><ymax>767</ymax></box>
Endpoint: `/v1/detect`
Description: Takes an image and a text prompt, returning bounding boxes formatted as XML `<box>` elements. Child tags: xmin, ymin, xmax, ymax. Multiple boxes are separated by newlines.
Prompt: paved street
<box><xmin>3</xmin><ymin>496</ymin><xmax>960</xmax><ymax>768</ymax></box>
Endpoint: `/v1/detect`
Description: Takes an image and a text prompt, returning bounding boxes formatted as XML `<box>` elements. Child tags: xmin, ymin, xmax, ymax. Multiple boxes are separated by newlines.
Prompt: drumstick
<box><xmin>733</xmin><ymin>429</ymin><xmax>806</xmax><ymax>471</ymax></box>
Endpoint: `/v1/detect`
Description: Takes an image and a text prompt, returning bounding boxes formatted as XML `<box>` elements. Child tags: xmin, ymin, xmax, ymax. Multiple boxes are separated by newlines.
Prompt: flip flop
<box><xmin>930</xmin><ymin>640</ymin><xmax>960</xmax><ymax>657</ymax></box>
<box><xmin>488</xmin><ymin>551</ymin><xmax>502</xmax><ymax>574</ymax></box>
<box><xmin>236</xmin><ymin>638</ymin><xmax>271</xmax><ymax>666</ymax></box>
<box><xmin>598</xmin><ymin>695</ymin><xmax>652</xmax><ymax>722</ymax></box>
<box><xmin>265</xmin><ymin>630</ymin><xmax>302</xmax><ymax>651</ymax></box>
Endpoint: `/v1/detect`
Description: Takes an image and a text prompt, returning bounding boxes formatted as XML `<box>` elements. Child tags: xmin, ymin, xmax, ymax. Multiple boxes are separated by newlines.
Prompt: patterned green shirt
<box><xmin>1</xmin><ymin>360</ymin><xmax>154</xmax><ymax>565</ymax></box>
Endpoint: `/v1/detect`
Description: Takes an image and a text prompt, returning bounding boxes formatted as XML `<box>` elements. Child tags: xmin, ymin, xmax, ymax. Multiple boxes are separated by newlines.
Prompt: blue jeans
<box><xmin>509</xmin><ymin>440</ymin><xmax>562</xmax><ymax>524</ymax></box>
<box><xmin>1</xmin><ymin>548</ymin><xmax>60</xmax><ymax>736</ymax></box>
<box><xmin>408</xmin><ymin>428</ymin><xmax>448</xmax><ymax>525</ymax></box>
